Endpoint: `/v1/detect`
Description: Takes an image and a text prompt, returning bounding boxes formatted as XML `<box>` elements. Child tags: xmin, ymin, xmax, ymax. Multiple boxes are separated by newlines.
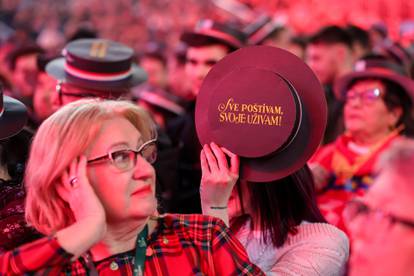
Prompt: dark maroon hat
<box><xmin>334</xmin><ymin>57</ymin><xmax>414</xmax><ymax>102</ymax></box>
<box><xmin>180</xmin><ymin>19</ymin><xmax>246</xmax><ymax>51</ymax></box>
<box><xmin>195</xmin><ymin>46</ymin><xmax>327</xmax><ymax>182</ymax></box>
<box><xmin>46</xmin><ymin>39</ymin><xmax>147</xmax><ymax>91</ymax></box>
<box><xmin>0</xmin><ymin>88</ymin><xmax>27</xmax><ymax>140</ymax></box>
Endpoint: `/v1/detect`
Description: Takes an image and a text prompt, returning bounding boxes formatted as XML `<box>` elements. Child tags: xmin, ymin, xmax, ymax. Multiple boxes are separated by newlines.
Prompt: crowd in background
<box><xmin>1</xmin><ymin>0</ymin><xmax>414</xmax><ymax>275</ymax></box>
<box><xmin>1</xmin><ymin>0</ymin><xmax>414</xmax><ymax>53</ymax></box>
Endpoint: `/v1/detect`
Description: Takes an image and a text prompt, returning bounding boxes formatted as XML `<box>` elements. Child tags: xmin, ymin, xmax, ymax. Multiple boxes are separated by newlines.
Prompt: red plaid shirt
<box><xmin>0</xmin><ymin>214</ymin><xmax>264</xmax><ymax>275</ymax></box>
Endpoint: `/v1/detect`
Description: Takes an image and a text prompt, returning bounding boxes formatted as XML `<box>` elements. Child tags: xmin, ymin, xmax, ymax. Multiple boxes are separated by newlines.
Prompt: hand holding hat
<box><xmin>195</xmin><ymin>46</ymin><xmax>327</xmax><ymax>182</ymax></box>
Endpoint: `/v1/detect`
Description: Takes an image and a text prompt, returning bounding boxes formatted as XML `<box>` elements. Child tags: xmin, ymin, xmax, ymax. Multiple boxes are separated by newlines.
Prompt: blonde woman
<box><xmin>1</xmin><ymin>99</ymin><xmax>263</xmax><ymax>275</ymax></box>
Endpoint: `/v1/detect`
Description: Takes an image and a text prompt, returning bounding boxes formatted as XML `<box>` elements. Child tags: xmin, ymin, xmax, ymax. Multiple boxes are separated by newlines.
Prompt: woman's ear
<box><xmin>56</xmin><ymin>171</ymin><xmax>71</xmax><ymax>203</ymax></box>
<box><xmin>389</xmin><ymin>107</ymin><xmax>403</xmax><ymax>128</ymax></box>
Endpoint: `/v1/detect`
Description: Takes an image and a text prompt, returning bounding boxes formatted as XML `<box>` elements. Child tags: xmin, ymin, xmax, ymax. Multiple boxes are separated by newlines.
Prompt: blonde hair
<box><xmin>25</xmin><ymin>99</ymin><xmax>156</xmax><ymax>235</ymax></box>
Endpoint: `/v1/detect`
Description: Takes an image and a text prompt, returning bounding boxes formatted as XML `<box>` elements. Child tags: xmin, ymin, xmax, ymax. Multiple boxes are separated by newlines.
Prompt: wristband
<box><xmin>210</xmin><ymin>206</ymin><xmax>228</xmax><ymax>210</ymax></box>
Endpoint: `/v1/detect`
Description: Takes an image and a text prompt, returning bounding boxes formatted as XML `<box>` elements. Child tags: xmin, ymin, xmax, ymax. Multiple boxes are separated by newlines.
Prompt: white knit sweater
<box><xmin>236</xmin><ymin>220</ymin><xmax>349</xmax><ymax>276</ymax></box>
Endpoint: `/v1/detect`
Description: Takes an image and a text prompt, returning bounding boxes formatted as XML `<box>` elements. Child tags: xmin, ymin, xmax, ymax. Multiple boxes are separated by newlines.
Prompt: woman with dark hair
<box><xmin>309</xmin><ymin>56</ymin><xmax>414</xmax><ymax>230</ymax></box>
<box><xmin>200</xmin><ymin>143</ymin><xmax>349</xmax><ymax>275</ymax></box>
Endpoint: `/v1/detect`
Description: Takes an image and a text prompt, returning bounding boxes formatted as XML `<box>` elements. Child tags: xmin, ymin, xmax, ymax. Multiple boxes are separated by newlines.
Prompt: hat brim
<box><xmin>335</xmin><ymin>70</ymin><xmax>414</xmax><ymax>103</ymax></box>
<box><xmin>195</xmin><ymin>46</ymin><xmax>327</xmax><ymax>182</ymax></box>
<box><xmin>137</xmin><ymin>91</ymin><xmax>185</xmax><ymax>116</ymax></box>
<box><xmin>46</xmin><ymin>57</ymin><xmax>148</xmax><ymax>90</ymax></box>
<box><xmin>180</xmin><ymin>32</ymin><xmax>242</xmax><ymax>50</ymax></box>
<box><xmin>0</xmin><ymin>96</ymin><xmax>28</xmax><ymax>140</ymax></box>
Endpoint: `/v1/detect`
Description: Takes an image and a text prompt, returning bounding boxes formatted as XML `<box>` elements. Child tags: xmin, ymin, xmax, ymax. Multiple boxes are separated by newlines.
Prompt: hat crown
<box><xmin>354</xmin><ymin>57</ymin><xmax>408</xmax><ymax>77</ymax></box>
<box><xmin>45</xmin><ymin>38</ymin><xmax>147</xmax><ymax>90</ymax></box>
<box><xmin>64</xmin><ymin>39</ymin><xmax>133</xmax><ymax>74</ymax></box>
<box><xmin>208</xmin><ymin>67</ymin><xmax>301</xmax><ymax>158</ymax></box>
<box><xmin>65</xmin><ymin>39</ymin><xmax>134</xmax><ymax>62</ymax></box>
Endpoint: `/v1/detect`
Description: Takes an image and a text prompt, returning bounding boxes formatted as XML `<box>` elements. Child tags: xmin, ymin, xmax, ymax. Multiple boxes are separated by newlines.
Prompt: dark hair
<box><xmin>254</xmin><ymin>25</ymin><xmax>287</xmax><ymax>45</ymax></box>
<box><xmin>309</xmin><ymin>25</ymin><xmax>353</xmax><ymax>49</ymax></box>
<box><xmin>9</xmin><ymin>45</ymin><xmax>44</xmax><ymax>71</ymax></box>
<box><xmin>346</xmin><ymin>25</ymin><xmax>371</xmax><ymax>51</ymax></box>
<box><xmin>141</xmin><ymin>52</ymin><xmax>167</xmax><ymax>68</ymax></box>
<box><xmin>36</xmin><ymin>54</ymin><xmax>59</xmax><ymax>72</ymax></box>
<box><xmin>232</xmin><ymin>165</ymin><xmax>326</xmax><ymax>247</ymax></box>
<box><xmin>290</xmin><ymin>35</ymin><xmax>308</xmax><ymax>50</ymax></box>
<box><xmin>370</xmin><ymin>23</ymin><xmax>388</xmax><ymax>38</ymax></box>
<box><xmin>139</xmin><ymin>41</ymin><xmax>168</xmax><ymax>67</ymax></box>
<box><xmin>0</xmin><ymin>129</ymin><xmax>32</xmax><ymax>183</ymax></box>
<box><xmin>185</xmin><ymin>36</ymin><xmax>234</xmax><ymax>53</ymax></box>
<box><xmin>67</xmin><ymin>26</ymin><xmax>97</xmax><ymax>42</ymax></box>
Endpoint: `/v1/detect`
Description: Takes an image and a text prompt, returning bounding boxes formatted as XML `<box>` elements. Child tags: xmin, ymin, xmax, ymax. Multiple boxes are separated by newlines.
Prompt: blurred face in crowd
<box><xmin>12</xmin><ymin>53</ymin><xmax>39</xmax><ymax>97</ymax></box>
<box><xmin>33</xmin><ymin>72</ymin><xmax>56</xmax><ymax>121</ymax></box>
<box><xmin>185</xmin><ymin>44</ymin><xmax>229</xmax><ymax>98</ymax></box>
<box><xmin>168</xmin><ymin>58</ymin><xmax>193</xmax><ymax>100</ymax></box>
<box><xmin>140</xmin><ymin>56</ymin><xmax>168</xmax><ymax>89</ymax></box>
<box><xmin>344</xmin><ymin>79</ymin><xmax>401</xmax><ymax>142</ymax></box>
<box><xmin>86</xmin><ymin>117</ymin><xmax>157</xmax><ymax>223</ymax></box>
<box><xmin>306</xmin><ymin>43</ymin><xmax>343</xmax><ymax>85</ymax></box>
<box><xmin>346</xmin><ymin>167</ymin><xmax>414</xmax><ymax>276</ymax></box>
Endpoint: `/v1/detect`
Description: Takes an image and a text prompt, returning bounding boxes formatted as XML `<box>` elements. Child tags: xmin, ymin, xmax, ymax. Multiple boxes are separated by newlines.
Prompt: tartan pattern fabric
<box><xmin>0</xmin><ymin>214</ymin><xmax>264</xmax><ymax>275</ymax></box>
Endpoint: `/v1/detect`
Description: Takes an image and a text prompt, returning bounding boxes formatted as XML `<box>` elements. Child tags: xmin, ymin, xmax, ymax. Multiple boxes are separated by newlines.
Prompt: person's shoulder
<box><xmin>287</xmin><ymin>222</ymin><xmax>349</xmax><ymax>252</ymax></box>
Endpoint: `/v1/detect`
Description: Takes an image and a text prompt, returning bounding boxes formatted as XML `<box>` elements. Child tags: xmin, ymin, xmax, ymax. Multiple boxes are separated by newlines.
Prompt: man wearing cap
<box><xmin>166</xmin><ymin>19</ymin><xmax>246</xmax><ymax>213</ymax></box>
<box><xmin>46</xmin><ymin>38</ymin><xmax>147</xmax><ymax>112</ymax></box>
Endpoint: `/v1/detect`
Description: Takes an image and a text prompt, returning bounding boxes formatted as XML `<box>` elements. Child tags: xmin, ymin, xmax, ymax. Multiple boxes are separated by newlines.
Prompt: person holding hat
<box><xmin>0</xmin><ymin>99</ymin><xmax>264</xmax><ymax>275</ymax></box>
<box><xmin>309</xmin><ymin>54</ymin><xmax>414</xmax><ymax>230</ymax></box>
<box><xmin>166</xmin><ymin>19</ymin><xmax>246</xmax><ymax>214</ymax></box>
<box><xmin>0</xmin><ymin>90</ymin><xmax>41</xmax><ymax>252</ymax></box>
<box><xmin>46</xmin><ymin>38</ymin><xmax>147</xmax><ymax>113</ymax></box>
<box><xmin>196</xmin><ymin>46</ymin><xmax>349</xmax><ymax>275</ymax></box>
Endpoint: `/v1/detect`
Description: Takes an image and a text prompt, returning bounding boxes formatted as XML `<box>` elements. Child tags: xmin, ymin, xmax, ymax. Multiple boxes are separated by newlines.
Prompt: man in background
<box><xmin>166</xmin><ymin>19</ymin><xmax>246</xmax><ymax>213</ymax></box>
<box><xmin>306</xmin><ymin>26</ymin><xmax>354</xmax><ymax>144</ymax></box>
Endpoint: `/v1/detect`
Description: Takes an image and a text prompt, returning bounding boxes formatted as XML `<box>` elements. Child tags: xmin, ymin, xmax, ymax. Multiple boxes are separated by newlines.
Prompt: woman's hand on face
<box><xmin>57</xmin><ymin>156</ymin><xmax>106</xmax><ymax>257</ymax></box>
<box><xmin>60</xmin><ymin>156</ymin><xmax>106</xmax><ymax>230</ymax></box>
<box><xmin>200</xmin><ymin>142</ymin><xmax>239</xmax><ymax>208</ymax></box>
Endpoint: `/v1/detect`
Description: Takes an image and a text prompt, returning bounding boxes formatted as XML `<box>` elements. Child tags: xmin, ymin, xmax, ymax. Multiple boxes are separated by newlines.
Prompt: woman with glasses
<box><xmin>0</xmin><ymin>99</ymin><xmax>263</xmax><ymax>275</ymax></box>
<box><xmin>309</xmin><ymin>56</ymin><xmax>414</xmax><ymax>231</ymax></box>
